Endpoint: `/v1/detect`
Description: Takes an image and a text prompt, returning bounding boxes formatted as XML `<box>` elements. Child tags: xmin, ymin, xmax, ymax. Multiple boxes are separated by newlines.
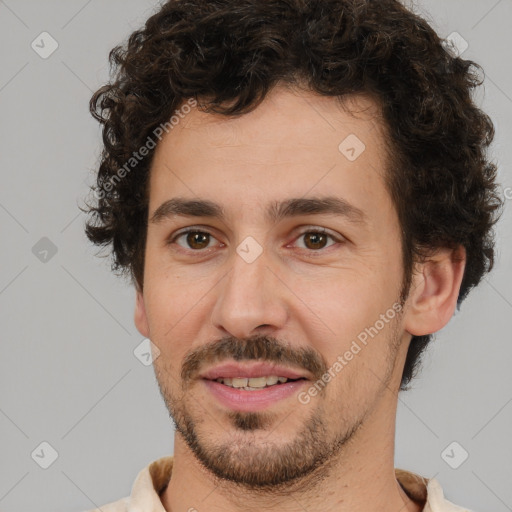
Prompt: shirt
<box><xmin>85</xmin><ymin>456</ymin><xmax>472</xmax><ymax>512</ymax></box>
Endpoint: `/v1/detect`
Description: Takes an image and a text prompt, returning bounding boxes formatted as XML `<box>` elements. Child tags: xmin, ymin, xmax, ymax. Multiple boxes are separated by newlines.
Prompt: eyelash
<box><xmin>167</xmin><ymin>227</ymin><xmax>343</xmax><ymax>254</ymax></box>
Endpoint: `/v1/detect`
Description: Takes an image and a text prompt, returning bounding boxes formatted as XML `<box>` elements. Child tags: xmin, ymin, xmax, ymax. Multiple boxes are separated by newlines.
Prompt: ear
<box><xmin>134</xmin><ymin>288</ymin><xmax>150</xmax><ymax>338</ymax></box>
<box><xmin>404</xmin><ymin>245</ymin><xmax>466</xmax><ymax>336</ymax></box>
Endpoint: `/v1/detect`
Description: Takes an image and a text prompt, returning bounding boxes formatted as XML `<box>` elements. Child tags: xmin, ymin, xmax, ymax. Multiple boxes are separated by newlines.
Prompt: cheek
<box><xmin>292</xmin><ymin>268</ymin><xmax>396</xmax><ymax>348</ymax></box>
<box><xmin>291</xmin><ymin>270</ymin><xmax>402</xmax><ymax>404</ymax></box>
<box><xmin>143</xmin><ymin>269</ymin><xmax>216</xmax><ymax>353</ymax></box>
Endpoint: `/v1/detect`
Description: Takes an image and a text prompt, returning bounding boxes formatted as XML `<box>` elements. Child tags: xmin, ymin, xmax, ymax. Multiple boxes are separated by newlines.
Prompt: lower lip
<box><xmin>202</xmin><ymin>379</ymin><xmax>307</xmax><ymax>412</ymax></box>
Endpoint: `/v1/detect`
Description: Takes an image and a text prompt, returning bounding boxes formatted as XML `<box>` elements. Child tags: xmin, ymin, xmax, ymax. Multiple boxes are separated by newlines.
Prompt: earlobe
<box><xmin>134</xmin><ymin>289</ymin><xmax>150</xmax><ymax>338</ymax></box>
<box><xmin>404</xmin><ymin>245</ymin><xmax>466</xmax><ymax>337</ymax></box>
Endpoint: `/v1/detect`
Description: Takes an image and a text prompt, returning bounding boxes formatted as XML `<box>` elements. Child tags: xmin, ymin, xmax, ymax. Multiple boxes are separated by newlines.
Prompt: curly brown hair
<box><xmin>85</xmin><ymin>0</ymin><xmax>503</xmax><ymax>390</ymax></box>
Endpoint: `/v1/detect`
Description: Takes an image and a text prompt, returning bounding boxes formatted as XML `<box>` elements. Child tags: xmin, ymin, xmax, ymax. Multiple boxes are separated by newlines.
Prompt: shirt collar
<box><xmin>126</xmin><ymin>456</ymin><xmax>469</xmax><ymax>512</ymax></box>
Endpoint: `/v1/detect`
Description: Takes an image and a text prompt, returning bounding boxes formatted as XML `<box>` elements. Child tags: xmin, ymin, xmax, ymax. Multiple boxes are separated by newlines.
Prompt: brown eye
<box><xmin>171</xmin><ymin>230</ymin><xmax>215</xmax><ymax>250</ymax></box>
<box><xmin>185</xmin><ymin>231</ymin><xmax>211</xmax><ymax>249</ymax></box>
<box><xmin>296</xmin><ymin>229</ymin><xmax>338</xmax><ymax>251</ymax></box>
<box><xmin>303</xmin><ymin>232</ymin><xmax>328</xmax><ymax>250</ymax></box>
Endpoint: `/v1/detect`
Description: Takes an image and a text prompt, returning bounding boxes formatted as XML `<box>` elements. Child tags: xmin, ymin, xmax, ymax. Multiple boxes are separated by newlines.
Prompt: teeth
<box><xmin>215</xmin><ymin>375</ymin><xmax>294</xmax><ymax>389</ymax></box>
<box><xmin>232</xmin><ymin>377</ymin><xmax>248</xmax><ymax>387</ymax></box>
<box><xmin>266</xmin><ymin>376</ymin><xmax>279</xmax><ymax>386</ymax></box>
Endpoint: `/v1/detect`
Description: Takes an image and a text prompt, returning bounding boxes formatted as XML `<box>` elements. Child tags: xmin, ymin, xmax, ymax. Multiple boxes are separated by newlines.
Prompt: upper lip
<box><xmin>199</xmin><ymin>362</ymin><xmax>310</xmax><ymax>380</ymax></box>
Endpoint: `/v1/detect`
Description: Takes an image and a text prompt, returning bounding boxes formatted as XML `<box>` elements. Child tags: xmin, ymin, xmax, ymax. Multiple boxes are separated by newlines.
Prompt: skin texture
<box><xmin>134</xmin><ymin>85</ymin><xmax>466</xmax><ymax>512</ymax></box>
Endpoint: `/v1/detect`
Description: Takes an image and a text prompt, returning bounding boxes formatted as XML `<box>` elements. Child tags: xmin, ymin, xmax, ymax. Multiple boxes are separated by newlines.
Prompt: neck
<box><xmin>160</xmin><ymin>393</ymin><xmax>423</xmax><ymax>512</ymax></box>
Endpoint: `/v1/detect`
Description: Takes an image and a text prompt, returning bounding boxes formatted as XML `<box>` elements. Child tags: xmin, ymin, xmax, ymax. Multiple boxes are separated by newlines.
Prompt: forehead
<box><xmin>162</xmin><ymin>87</ymin><xmax>386</xmax><ymax>158</ymax></box>
<box><xmin>148</xmin><ymin>86</ymin><xmax>393</xmax><ymax>229</ymax></box>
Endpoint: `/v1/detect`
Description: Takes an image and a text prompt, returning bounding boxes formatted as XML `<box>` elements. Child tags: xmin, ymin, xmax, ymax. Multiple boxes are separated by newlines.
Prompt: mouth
<box><xmin>199</xmin><ymin>361</ymin><xmax>311</xmax><ymax>381</ymax></box>
<box><xmin>206</xmin><ymin>375</ymin><xmax>307</xmax><ymax>390</ymax></box>
<box><xmin>199</xmin><ymin>362</ymin><xmax>310</xmax><ymax>411</ymax></box>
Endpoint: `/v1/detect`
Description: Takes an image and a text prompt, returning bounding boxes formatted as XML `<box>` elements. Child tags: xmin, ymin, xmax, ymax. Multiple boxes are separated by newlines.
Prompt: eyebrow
<box><xmin>150</xmin><ymin>196</ymin><xmax>367</xmax><ymax>226</ymax></box>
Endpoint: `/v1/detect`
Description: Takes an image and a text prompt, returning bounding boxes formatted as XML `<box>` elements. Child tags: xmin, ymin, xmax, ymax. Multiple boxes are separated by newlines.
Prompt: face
<box><xmin>136</xmin><ymin>86</ymin><xmax>410</xmax><ymax>489</ymax></box>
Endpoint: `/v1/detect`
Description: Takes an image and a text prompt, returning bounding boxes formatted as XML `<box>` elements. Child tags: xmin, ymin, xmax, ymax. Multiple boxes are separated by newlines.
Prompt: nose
<box><xmin>210</xmin><ymin>248</ymin><xmax>288</xmax><ymax>340</ymax></box>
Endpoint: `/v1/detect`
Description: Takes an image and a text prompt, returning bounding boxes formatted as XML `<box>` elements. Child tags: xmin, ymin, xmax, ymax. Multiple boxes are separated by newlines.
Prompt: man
<box><xmin>85</xmin><ymin>0</ymin><xmax>502</xmax><ymax>510</ymax></box>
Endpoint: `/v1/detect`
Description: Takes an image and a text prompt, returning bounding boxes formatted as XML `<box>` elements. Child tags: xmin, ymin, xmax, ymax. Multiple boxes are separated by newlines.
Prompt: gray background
<box><xmin>0</xmin><ymin>1</ymin><xmax>511</xmax><ymax>511</ymax></box>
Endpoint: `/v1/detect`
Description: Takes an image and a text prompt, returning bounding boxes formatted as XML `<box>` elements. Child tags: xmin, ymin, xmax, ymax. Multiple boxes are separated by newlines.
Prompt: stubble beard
<box><xmin>152</xmin><ymin>312</ymin><xmax>403</xmax><ymax>493</ymax></box>
<box><xmin>153</xmin><ymin>365</ymin><xmax>366</xmax><ymax>492</ymax></box>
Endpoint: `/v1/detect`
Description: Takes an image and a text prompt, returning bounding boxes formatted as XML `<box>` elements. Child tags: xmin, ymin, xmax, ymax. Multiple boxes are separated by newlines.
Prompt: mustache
<box><xmin>181</xmin><ymin>334</ymin><xmax>329</xmax><ymax>384</ymax></box>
